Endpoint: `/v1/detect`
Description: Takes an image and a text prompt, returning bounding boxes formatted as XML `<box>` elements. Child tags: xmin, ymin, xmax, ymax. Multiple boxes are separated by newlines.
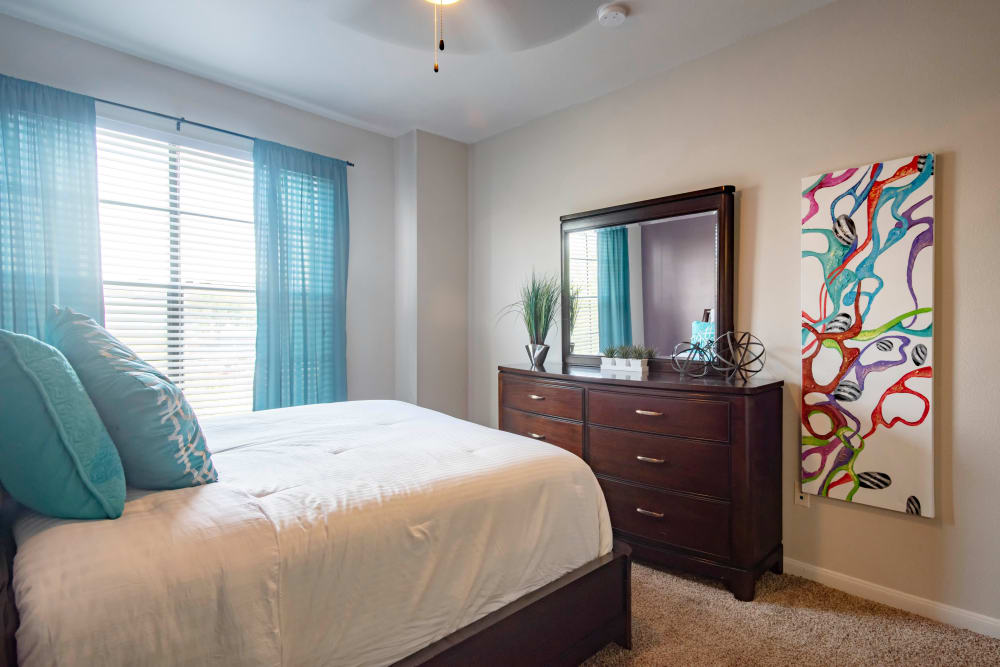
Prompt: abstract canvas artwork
<box><xmin>800</xmin><ymin>154</ymin><xmax>934</xmax><ymax>517</ymax></box>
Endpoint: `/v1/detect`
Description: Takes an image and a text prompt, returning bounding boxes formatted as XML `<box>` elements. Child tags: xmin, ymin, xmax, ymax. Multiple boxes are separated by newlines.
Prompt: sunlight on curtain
<box><xmin>0</xmin><ymin>75</ymin><xmax>103</xmax><ymax>338</ymax></box>
<box><xmin>253</xmin><ymin>140</ymin><xmax>349</xmax><ymax>410</ymax></box>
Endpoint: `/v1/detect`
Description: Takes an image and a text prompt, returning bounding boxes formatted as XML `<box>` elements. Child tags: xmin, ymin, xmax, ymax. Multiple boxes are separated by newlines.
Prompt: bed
<box><xmin>1</xmin><ymin>400</ymin><xmax>630</xmax><ymax>666</ymax></box>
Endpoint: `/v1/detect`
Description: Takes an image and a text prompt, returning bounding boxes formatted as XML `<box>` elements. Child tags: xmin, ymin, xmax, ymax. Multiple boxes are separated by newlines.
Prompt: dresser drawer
<box><xmin>501</xmin><ymin>408</ymin><xmax>583</xmax><ymax>457</ymax></box>
<box><xmin>598</xmin><ymin>478</ymin><xmax>731</xmax><ymax>559</ymax></box>
<box><xmin>502</xmin><ymin>378</ymin><xmax>583</xmax><ymax>421</ymax></box>
<box><xmin>589</xmin><ymin>426</ymin><xmax>730</xmax><ymax>499</ymax></box>
<box><xmin>588</xmin><ymin>390</ymin><xmax>729</xmax><ymax>442</ymax></box>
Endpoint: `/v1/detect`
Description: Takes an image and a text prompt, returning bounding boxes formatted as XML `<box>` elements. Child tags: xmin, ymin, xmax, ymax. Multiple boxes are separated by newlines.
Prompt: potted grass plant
<box><xmin>502</xmin><ymin>272</ymin><xmax>561</xmax><ymax>368</ymax></box>
<box><xmin>601</xmin><ymin>344</ymin><xmax>657</xmax><ymax>376</ymax></box>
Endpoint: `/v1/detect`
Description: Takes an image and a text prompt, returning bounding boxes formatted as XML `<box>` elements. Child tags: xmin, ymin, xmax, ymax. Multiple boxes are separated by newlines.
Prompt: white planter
<box><xmin>600</xmin><ymin>357</ymin><xmax>649</xmax><ymax>377</ymax></box>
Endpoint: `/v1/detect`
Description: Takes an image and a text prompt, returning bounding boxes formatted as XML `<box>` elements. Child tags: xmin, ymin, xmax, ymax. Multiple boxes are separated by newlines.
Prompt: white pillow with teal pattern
<box><xmin>47</xmin><ymin>307</ymin><xmax>217</xmax><ymax>490</ymax></box>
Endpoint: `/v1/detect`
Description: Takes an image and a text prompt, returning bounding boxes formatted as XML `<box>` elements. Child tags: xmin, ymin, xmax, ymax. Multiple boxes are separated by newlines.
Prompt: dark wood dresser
<box><xmin>498</xmin><ymin>363</ymin><xmax>783</xmax><ymax>601</ymax></box>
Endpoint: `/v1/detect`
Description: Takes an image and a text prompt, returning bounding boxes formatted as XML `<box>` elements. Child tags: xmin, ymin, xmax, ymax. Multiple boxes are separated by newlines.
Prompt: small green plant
<box><xmin>604</xmin><ymin>344</ymin><xmax>657</xmax><ymax>359</ymax></box>
<box><xmin>500</xmin><ymin>271</ymin><xmax>561</xmax><ymax>345</ymax></box>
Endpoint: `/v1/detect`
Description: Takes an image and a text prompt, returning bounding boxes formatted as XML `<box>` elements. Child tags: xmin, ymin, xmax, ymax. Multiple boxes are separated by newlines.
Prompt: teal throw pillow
<box><xmin>47</xmin><ymin>307</ymin><xmax>217</xmax><ymax>490</ymax></box>
<box><xmin>0</xmin><ymin>329</ymin><xmax>125</xmax><ymax>519</ymax></box>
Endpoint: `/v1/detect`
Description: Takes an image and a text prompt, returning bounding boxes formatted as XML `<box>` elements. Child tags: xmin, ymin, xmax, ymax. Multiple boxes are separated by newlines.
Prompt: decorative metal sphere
<box><xmin>671</xmin><ymin>340</ymin><xmax>712</xmax><ymax>377</ymax></box>
<box><xmin>710</xmin><ymin>331</ymin><xmax>766</xmax><ymax>382</ymax></box>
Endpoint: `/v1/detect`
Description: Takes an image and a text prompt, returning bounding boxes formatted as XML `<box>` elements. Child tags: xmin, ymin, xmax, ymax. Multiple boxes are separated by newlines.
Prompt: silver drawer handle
<box><xmin>528</xmin><ymin>432</ymin><xmax>546</xmax><ymax>440</ymax></box>
<box><xmin>528</xmin><ymin>394</ymin><xmax>545</xmax><ymax>400</ymax></box>
<box><xmin>636</xmin><ymin>508</ymin><xmax>664</xmax><ymax>518</ymax></box>
<box><xmin>636</xmin><ymin>456</ymin><xmax>665</xmax><ymax>464</ymax></box>
<box><xmin>635</xmin><ymin>409</ymin><xmax>663</xmax><ymax>416</ymax></box>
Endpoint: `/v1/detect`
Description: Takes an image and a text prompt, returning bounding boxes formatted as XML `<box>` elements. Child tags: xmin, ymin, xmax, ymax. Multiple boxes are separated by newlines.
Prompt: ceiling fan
<box><xmin>328</xmin><ymin>0</ymin><xmax>605</xmax><ymax>71</ymax></box>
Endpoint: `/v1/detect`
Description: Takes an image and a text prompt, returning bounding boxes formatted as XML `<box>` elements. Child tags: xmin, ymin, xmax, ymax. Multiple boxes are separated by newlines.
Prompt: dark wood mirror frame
<box><xmin>560</xmin><ymin>186</ymin><xmax>735</xmax><ymax>371</ymax></box>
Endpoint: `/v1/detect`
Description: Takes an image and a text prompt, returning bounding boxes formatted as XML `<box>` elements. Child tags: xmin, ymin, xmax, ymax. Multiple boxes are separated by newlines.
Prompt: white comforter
<box><xmin>13</xmin><ymin>400</ymin><xmax>612</xmax><ymax>666</ymax></box>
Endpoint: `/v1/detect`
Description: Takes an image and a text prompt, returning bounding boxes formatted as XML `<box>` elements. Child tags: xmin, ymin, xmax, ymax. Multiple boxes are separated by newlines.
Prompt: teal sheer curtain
<box><xmin>0</xmin><ymin>75</ymin><xmax>103</xmax><ymax>338</ymax></box>
<box><xmin>253</xmin><ymin>140</ymin><xmax>349</xmax><ymax>410</ymax></box>
<box><xmin>597</xmin><ymin>226</ymin><xmax>632</xmax><ymax>351</ymax></box>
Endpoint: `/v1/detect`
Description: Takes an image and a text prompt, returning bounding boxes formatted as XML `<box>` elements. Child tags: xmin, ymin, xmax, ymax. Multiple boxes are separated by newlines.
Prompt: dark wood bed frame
<box><xmin>0</xmin><ymin>498</ymin><xmax>630</xmax><ymax>667</ymax></box>
<box><xmin>1</xmin><ymin>500</ymin><xmax>16</xmax><ymax>667</ymax></box>
<box><xmin>397</xmin><ymin>541</ymin><xmax>631</xmax><ymax>667</ymax></box>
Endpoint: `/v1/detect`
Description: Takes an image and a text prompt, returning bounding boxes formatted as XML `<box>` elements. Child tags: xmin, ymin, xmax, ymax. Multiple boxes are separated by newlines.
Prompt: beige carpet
<box><xmin>585</xmin><ymin>564</ymin><xmax>1000</xmax><ymax>666</ymax></box>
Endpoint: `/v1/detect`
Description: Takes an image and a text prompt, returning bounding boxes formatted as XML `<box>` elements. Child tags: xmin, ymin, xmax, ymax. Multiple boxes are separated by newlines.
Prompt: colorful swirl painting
<box><xmin>801</xmin><ymin>154</ymin><xmax>934</xmax><ymax>517</ymax></box>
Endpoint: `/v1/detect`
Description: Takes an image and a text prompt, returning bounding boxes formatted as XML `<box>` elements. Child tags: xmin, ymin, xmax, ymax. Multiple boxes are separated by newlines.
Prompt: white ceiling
<box><xmin>0</xmin><ymin>0</ymin><xmax>832</xmax><ymax>143</ymax></box>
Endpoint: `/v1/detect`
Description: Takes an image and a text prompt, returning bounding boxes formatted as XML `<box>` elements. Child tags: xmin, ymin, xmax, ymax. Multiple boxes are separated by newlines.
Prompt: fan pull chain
<box><xmin>432</xmin><ymin>1</ymin><xmax>445</xmax><ymax>73</ymax></box>
<box><xmin>433</xmin><ymin>3</ymin><xmax>439</xmax><ymax>73</ymax></box>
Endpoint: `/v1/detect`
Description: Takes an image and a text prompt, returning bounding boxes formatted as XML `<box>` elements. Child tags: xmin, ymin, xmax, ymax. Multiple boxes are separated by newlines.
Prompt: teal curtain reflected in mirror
<box><xmin>0</xmin><ymin>75</ymin><xmax>104</xmax><ymax>338</ymax></box>
<box><xmin>597</xmin><ymin>226</ymin><xmax>632</xmax><ymax>351</ymax></box>
<box><xmin>253</xmin><ymin>140</ymin><xmax>349</xmax><ymax>410</ymax></box>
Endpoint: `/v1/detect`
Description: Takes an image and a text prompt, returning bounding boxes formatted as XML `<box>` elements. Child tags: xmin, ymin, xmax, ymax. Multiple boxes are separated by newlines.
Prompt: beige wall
<box><xmin>395</xmin><ymin>132</ymin><xmax>419</xmax><ymax>404</ymax></box>
<box><xmin>468</xmin><ymin>0</ymin><xmax>1000</xmax><ymax>621</ymax></box>
<box><xmin>416</xmin><ymin>131</ymin><xmax>469</xmax><ymax>418</ymax></box>
<box><xmin>0</xmin><ymin>14</ymin><xmax>397</xmax><ymax>401</ymax></box>
<box><xmin>395</xmin><ymin>130</ymin><xmax>469</xmax><ymax>417</ymax></box>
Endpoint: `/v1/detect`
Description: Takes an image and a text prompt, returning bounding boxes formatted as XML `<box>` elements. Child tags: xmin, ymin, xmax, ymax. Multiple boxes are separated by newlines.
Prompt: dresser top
<box><xmin>498</xmin><ymin>363</ymin><xmax>783</xmax><ymax>395</ymax></box>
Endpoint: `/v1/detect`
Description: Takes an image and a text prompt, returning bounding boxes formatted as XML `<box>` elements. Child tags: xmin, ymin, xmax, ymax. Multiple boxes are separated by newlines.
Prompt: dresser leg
<box><xmin>726</xmin><ymin>572</ymin><xmax>756</xmax><ymax>601</ymax></box>
<box><xmin>770</xmin><ymin>545</ymin><xmax>784</xmax><ymax>574</ymax></box>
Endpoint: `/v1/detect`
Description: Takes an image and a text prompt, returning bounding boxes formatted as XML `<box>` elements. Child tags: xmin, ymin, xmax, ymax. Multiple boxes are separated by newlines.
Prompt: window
<box><xmin>568</xmin><ymin>229</ymin><xmax>600</xmax><ymax>355</ymax></box>
<box><xmin>96</xmin><ymin>124</ymin><xmax>256</xmax><ymax>417</ymax></box>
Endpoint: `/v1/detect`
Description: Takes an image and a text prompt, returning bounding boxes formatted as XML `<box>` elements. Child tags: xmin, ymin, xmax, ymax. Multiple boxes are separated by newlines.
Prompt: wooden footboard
<box><xmin>395</xmin><ymin>540</ymin><xmax>632</xmax><ymax>667</ymax></box>
<box><xmin>0</xmin><ymin>511</ymin><xmax>629</xmax><ymax>667</ymax></box>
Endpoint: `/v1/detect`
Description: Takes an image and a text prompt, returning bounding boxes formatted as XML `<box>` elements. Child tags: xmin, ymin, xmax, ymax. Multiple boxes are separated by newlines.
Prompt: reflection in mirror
<box><xmin>567</xmin><ymin>211</ymin><xmax>718</xmax><ymax>358</ymax></box>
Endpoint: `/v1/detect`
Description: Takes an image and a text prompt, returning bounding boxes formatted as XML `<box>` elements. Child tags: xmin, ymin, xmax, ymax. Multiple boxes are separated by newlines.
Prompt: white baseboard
<box><xmin>783</xmin><ymin>557</ymin><xmax>1000</xmax><ymax>639</ymax></box>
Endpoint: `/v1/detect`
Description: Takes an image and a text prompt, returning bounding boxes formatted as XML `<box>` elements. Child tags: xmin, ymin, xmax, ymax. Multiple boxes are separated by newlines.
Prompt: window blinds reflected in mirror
<box><xmin>567</xmin><ymin>229</ymin><xmax>600</xmax><ymax>355</ymax></box>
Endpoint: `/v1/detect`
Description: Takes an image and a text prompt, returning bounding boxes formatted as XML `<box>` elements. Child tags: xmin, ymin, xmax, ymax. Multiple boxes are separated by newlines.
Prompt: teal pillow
<box><xmin>47</xmin><ymin>307</ymin><xmax>217</xmax><ymax>490</ymax></box>
<box><xmin>0</xmin><ymin>329</ymin><xmax>125</xmax><ymax>519</ymax></box>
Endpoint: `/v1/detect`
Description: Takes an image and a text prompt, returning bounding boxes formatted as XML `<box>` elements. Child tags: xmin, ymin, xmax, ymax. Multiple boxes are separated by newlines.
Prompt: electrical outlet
<box><xmin>794</xmin><ymin>483</ymin><xmax>811</xmax><ymax>507</ymax></box>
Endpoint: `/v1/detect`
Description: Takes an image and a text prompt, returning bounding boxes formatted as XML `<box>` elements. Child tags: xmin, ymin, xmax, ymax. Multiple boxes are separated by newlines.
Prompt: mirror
<box><xmin>566</xmin><ymin>213</ymin><xmax>718</xmax><ymax>356</ymax></box>
<box><xmin>560</xmin><ymin>187</ymin><xmax>735</xmax><ymax>367</ymax></box>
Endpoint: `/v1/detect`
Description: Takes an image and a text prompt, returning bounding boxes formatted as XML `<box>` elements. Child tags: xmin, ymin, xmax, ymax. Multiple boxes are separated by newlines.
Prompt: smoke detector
<box><xmin>597</xmin><ymin>4</ymin><xmax>628</xmax><ymax>28</ymax></box>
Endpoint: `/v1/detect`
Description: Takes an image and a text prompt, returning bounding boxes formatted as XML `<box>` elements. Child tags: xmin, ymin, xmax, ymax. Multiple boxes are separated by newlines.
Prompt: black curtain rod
<box><xmin>93</xmin><ymin>96</ymin><xmax>356</xmax><ymax>167</ymax></box>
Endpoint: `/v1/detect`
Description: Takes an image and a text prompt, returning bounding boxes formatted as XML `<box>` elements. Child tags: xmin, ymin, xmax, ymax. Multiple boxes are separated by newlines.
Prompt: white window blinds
<box><xmin>96</xmin><ymin>125</ymin><xmax>256</xmax><ymax>417</ymax></box>
<box><xmin>568</xmin><ymin>229</ymin><xmax>600</xmax><ymax>355</ymax></box>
